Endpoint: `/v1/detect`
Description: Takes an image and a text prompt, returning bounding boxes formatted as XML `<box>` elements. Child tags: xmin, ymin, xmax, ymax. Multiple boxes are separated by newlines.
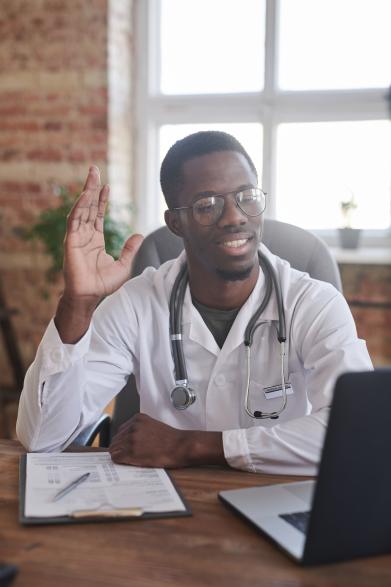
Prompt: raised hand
<box><xmin>55</xmin><ymin>166</ymin><xmax>143</xmax><ymax>343</ymax></box>
<box><xmin>63</xmin><ymin>166</ymin><xmax>143</xmax><ymax>301</ymax></box>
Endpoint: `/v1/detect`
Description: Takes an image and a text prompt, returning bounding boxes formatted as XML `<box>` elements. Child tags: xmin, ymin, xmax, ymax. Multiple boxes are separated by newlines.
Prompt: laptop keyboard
<box><xmin>279</xmin><ymin>510</ymin><xmax>310</xmax><ymax>534</ymax></box>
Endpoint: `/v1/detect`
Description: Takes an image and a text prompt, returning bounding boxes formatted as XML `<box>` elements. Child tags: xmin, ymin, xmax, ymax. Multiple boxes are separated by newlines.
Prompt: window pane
<box><xmin>159</xmin><ymin>123</ymin><xmax>263</xmax><ymax>221</ymax></box>
<box><xmin>160</xmin><ymin>0</ymin><xmax>265</xmax><ymax>94</ymax></box>
<box><xmin>278</xmin><ymin>0</ymin><xmax>391</xmax><ymax>90</ymax></box>
<box><xmin>276</xmin><ymin>121</ymin><xmax>391</xmax><ymax>230</ymax></box>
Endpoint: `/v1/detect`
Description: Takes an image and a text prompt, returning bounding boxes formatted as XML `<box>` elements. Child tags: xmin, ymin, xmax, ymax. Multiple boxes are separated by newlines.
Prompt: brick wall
<box><xmin>339</xmin><ymin>263</ymin><xmax>391</xmax><ymax>366</ymax></box>
<box><xmin>0</xmin><ymin>0</ymin><xmax>133</xmax><ymax>387</ymax></box>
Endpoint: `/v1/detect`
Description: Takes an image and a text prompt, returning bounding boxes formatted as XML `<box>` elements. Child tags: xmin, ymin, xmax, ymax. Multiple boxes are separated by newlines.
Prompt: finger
<box><xmin>67</xmin><ymin>214</ymin><xmax>81</xmax><ymax>234</ymax></box>
<box><xmin>66</xmin><ymin>195</ymin><xmax>90</xmax><ymax>233</ymax></box>
<box><xmin>110</xmin><ymin>452</ymin><xmax>137</xmax><ymax>466</ymax></box>
<box><xmin>76</xmin><ymin>166</ymin><xmax>101</xmax><ymax>225</ymax></box>
<box><xmin>118</xmin><ymin>234</ymin><xmax>144</xmax><ymax>272</ymax></box>
<box><xmin>66</xmin><ymin>192</ymin><xmax>91</xmax><ymax>227</ymax></box>
<box><xmin>66</xmin><ymin>167</ymin><xmax>101</xmax><ymax>233</ymax></box>
<box><xmin>94</xmin><ymin>185</ymin><xmax>110</xmax><ymax>232</ymax></box>
<box><xmin>67</xmin><ymin>189</ymin><xmax>95</xmax><ymax>230</ymax></box>
<box><xmin>109</xmin><ymin>445</ymin><xmax>135</xmax><ymax>464</ymax></box>
<box><xmin>83</xmin><ymin>165</ymin><xmax>101</xmax><ymax>192</ymax></box>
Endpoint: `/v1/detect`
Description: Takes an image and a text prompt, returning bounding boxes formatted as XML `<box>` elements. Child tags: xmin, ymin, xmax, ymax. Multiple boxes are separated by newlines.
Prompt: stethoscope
<box><xmin>169</xmin><ymin>252</ymin><xmax>288</xmax><ymax>420</ymax></box>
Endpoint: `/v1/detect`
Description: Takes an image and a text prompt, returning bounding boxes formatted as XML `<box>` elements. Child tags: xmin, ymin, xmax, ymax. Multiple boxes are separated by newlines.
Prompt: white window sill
<box><xmin>330</xmin><ymin>247</ymin><xmax>391</xmax><ymax>265</ymax></box>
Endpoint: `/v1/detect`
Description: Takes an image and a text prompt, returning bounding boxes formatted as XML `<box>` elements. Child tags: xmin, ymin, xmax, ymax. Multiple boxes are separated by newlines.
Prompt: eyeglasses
<box><xmin>171</xmin><ymin>187</ymin><xmax>267</xmax><ymax>226</ymax></box>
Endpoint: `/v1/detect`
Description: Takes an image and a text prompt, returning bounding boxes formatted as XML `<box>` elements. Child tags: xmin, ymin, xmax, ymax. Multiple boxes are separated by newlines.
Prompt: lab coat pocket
<box><xmin>244</xmin><ymin>379</ymin><xmax>295</xmax><ymax>426</ymax></box>
<box><xmin>249</xmin><ymin>379</ymin><xmax>293</xmax><ymax>400</ymax></box>
<box><xmin>287</xmin><ymin>369</ymin><xmax>310</xmax><ymax>413</ymax></box>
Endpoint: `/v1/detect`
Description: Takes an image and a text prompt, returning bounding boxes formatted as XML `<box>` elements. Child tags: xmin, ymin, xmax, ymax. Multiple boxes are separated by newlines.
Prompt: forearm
<box><xmin>54</xmin><ymin>294</ymin><xmax>101</xmax><ymax>344</ymax></box>
<box><xmin>184</xmin><ymin>430</ymin><xmax>227</xmax><ymax>466</ymax></box>
<box><xmin>16</xmin><ymin>319</ymin><xmax>93</xmax><ymax>451</ymax></box>
<box><xmin>17</xmin><ymin>363</ymin><xmax>86</xmax><ymax>452</ymax></box>
<box><xmin>223</xmin><ymin>410</ymin><xmax>330</xmax><ymax>475</ymax></box>
<box><xmin>109</xmin><ymin>414</ymin><xmax>228</xmax><ymax>468</ymax></box>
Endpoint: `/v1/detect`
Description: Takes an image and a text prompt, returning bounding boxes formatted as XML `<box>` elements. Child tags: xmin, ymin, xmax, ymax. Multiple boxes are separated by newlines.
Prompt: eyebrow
<box><xmin>192</xmin><ymin>184</ymin><xmax>255</xmax><ymax>200</ymax></box>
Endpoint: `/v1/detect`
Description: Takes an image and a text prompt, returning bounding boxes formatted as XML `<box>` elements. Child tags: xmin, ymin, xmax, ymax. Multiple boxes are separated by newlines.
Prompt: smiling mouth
<box><xmin>222</xmin><ymin>238</ymin><xmax>249</xmax><ymax>248</ymax></box>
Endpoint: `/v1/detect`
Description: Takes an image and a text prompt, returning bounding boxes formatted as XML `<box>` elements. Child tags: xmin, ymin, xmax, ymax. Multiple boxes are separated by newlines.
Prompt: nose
<box><xmin>217</xmin><ymin>193</ymin><xmax>246</xmax><ymax>228</ymax></box>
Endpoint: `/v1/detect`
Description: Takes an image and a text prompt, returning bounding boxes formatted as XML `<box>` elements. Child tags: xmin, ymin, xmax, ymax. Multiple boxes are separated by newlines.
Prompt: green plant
<box><xmin>340</xmin><ymin>195</ymin><xmax>358</xmax><ymax>229</ymax></box>
<box><xmin>23</xmin><ymin>185</ymin><xmax>131</xmax><ymax>281</ymax></box>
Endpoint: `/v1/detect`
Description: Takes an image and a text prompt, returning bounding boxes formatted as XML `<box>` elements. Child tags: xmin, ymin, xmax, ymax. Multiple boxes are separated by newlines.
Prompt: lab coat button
<box><xmin>214</xmin><ymin>374</ymin><xmax>226</xmax><ymax>386</ymax></box>
<box><xmin>50</xmin><ymin>349</ymin><xmax>63</xmax><ymax>363</ymax></box>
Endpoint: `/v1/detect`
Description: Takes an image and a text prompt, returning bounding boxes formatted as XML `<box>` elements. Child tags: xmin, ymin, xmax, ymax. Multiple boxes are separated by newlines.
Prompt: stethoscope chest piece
<box><xmin>171</xmin><ymin>385</ymin><xmax>196</xmax><ymax>410</ymax></box>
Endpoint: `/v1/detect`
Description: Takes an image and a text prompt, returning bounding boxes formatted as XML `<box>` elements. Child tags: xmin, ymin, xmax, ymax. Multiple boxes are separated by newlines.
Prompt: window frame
<box><xmin>133</xmin><ymin>0</ymin><xmax>390</xmax><ymax>247</ymax></box>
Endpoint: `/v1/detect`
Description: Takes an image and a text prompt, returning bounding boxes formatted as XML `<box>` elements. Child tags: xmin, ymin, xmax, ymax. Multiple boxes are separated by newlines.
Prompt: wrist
<box><xmin>60</xmin><ymin>292</ymin><xmax>102</xmax><ymax>314</ymax></box>
<box><xmin>184</xmin><ymin>430</ymin><xmax>226</xmax><ymax>466</ymax></box>
<box><xmin>54</xmin><ymin>294</ymin><xmax>101</xmax><ymax>344</ymax></box>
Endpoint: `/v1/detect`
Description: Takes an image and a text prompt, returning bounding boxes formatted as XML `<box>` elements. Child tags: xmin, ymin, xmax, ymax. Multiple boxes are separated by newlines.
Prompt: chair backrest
<box><xmin>112</xmin><ymin>219</ymin><xmax>341</xmax><ymax>435</ymax></box>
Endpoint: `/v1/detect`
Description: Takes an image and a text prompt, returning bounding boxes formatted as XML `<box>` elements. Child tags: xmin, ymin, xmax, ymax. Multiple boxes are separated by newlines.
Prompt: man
<box><xmin>17</xmin><ymin>131</ymin><xmax>372</xmax><ymax>474</ymax></box>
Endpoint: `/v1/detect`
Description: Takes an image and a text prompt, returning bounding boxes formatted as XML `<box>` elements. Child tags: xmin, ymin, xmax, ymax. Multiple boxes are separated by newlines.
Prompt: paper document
<box><xmin>25</xmin><ymin>452</ymin><xmax>186</xmax><ymax>518</ymax></box>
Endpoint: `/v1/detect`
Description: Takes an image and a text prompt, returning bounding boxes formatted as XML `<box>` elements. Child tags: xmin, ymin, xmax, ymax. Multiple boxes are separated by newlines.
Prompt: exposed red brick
<box><xmin>26</xmin><ymin>148</ymin><xmax>63</xmax><ymax>161</ymax></box>
<box><xmin>0</xmin><ymin>0</ymin><xmax>135</xmax><ymax>386</ymax></box>
<box><xmin>0</xmin><ymin>0</ymin><xmax>107</xmax><ymax>364</ymax></box>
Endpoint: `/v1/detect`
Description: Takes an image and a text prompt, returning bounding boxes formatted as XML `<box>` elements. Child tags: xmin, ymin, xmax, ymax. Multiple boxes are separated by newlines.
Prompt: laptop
<box><xmin>219</xmin><ymin>369</ymin><xmax>391</xmax><ymax>565</ymax></box>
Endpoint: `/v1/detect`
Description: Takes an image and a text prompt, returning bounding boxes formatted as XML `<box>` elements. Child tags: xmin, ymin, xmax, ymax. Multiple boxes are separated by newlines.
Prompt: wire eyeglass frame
<box><xmin>170</xmin><ymin>187</ymin><xmax>267</xmax><ymax>226</ymax></box>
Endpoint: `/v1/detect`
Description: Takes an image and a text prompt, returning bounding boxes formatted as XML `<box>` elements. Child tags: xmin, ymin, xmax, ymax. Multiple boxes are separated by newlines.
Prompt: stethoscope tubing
<box><xmin>169</xmin><ymin>251</ymin><xmax>288</xmax><ymax>418</ymax></box>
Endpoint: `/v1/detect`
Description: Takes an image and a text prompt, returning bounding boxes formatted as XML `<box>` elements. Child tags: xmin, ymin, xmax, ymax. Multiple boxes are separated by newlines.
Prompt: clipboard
<box><xmin>19</xmin><ymin>455</ymin><xmax>192</xmax><ymax>526</ymax></box>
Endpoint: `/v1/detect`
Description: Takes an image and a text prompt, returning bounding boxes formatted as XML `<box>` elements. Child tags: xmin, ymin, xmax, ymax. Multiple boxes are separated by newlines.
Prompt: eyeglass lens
<box><xmin>192</xmin><ymin>188</ymin><xmax>266</xmax><ymax>226</ymax></box>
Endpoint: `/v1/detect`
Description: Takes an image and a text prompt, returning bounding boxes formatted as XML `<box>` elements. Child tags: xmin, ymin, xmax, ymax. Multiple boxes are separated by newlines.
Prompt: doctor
<box><xmin>17</xmin><ymin>131</ymin><xmax>372</xmax><ymax>475</ymax></box>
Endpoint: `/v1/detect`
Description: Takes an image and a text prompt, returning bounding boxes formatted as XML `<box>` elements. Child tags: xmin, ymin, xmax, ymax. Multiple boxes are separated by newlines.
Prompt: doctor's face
<box><xmin>168</xmin><ymin>150</ymin><xmax>263</xmax><ymax>281</ymax></box>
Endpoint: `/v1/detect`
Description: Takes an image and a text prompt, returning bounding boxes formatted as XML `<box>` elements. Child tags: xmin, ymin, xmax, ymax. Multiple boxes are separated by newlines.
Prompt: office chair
<box><xmin>0</xmin><ymin>276</ymin><xmax>25</xmax><ymax>439</ymax></box>
<box><xmin>74</xmin><ymin>219</ymin><xmax>341</xmax><ymax>446</ymax></box>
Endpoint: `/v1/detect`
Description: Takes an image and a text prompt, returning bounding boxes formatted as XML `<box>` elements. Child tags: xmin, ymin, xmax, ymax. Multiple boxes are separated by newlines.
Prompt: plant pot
<box><xmin>338</xmin><ymin>228</ymin><xmax>362</xmax><ymax>249</ymax></box>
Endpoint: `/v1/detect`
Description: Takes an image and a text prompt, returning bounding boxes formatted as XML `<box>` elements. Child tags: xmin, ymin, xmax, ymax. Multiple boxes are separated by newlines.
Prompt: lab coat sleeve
<box><xmin>16</xmin><ymin>287</ymin><xmax>138</xmax><ymax>452</ymax></box>
<box><xmin>222</xmin><ymin>289</ymin><xmax>373</xmax><ymax>475</ymax></box>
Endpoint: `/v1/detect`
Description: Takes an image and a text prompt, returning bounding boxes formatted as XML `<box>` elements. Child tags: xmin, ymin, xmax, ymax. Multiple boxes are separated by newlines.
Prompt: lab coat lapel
<box><xmin>163</xmin><ymin>252</ymin><xmax>220</xmax><ymax>356</ymax></box>
<box><xmin>219</xmin><ymin>257</ymin><xmax>280</xmax><ymax>358</ymax></box>
<box><xmin>184</xmin><ymin>286</ymin><xmax>221</xmax><ymax>356</ymax></box>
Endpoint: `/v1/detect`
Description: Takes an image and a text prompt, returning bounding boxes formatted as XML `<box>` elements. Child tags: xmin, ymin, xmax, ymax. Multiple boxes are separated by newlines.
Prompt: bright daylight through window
<box><xmin>135</xmin><ymin>0</ymin><xmax>391</xmax><ymax>242</ymax></box>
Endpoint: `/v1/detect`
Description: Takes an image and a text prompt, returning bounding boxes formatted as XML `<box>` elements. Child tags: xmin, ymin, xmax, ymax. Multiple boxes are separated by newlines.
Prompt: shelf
<box><xmin>331</xmin><ymin>247</ymin><xmax>391</xmax><ymax>265</ymax></box>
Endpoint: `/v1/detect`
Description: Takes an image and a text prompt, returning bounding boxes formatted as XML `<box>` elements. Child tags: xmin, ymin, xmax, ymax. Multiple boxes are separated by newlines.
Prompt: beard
<box><xmin>215</xmin><ymin>264</ymin><xmax>253</xmax><ymax>282</ymax></box>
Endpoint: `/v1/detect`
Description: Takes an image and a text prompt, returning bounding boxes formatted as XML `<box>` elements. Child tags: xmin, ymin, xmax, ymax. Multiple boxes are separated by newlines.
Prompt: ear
<box><xmin>165</xmin><ymin>210</ymin><xmax>184</xmax><ymax>238</ymax></box>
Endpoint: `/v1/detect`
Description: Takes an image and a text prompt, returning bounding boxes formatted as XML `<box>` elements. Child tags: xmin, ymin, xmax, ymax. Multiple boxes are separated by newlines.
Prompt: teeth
<box><xmin>222</xmin><ymin>239</ymin><xmax>247</xmax><ymax>248</ymax></box>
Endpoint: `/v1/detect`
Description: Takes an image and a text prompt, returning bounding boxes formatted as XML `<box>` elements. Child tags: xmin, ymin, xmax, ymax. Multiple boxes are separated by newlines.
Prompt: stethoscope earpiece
<box><xmin>254</xmin><ymin>412</ymin><xmax>279</xmax><ymax>419</ymax></box>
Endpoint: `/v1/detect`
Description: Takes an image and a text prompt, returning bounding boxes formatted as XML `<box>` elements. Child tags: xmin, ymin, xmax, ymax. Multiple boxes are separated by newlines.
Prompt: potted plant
<box><xmin>338</xmin><ymin>195</ymin><xmax>361</xmax><ymax>249</ymax></box>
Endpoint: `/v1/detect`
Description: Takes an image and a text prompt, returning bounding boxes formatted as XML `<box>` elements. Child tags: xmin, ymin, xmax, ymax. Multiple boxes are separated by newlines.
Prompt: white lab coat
<box><xmin>16</xmin><ymin>246</ymin><xmax>372</xmax><ymax>474</ymax></box>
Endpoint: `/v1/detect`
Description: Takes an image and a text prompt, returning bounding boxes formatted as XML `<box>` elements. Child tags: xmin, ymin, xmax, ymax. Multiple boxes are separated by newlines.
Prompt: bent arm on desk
<box><xmin>223</xmin><ymin>291</ymin><xmax>373</xmax><ymax>476</ymax></box>
<box><xmin>108</xmin><ymin>293</ymin><xmax>372</xmax><ymax>474</ymax></box>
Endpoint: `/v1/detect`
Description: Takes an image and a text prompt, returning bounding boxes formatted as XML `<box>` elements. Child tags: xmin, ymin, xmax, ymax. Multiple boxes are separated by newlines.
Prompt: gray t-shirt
<box><xmin>192</xmin><ymin>298</ymin><xmax>240</xmax><ymax>348</ymax></box>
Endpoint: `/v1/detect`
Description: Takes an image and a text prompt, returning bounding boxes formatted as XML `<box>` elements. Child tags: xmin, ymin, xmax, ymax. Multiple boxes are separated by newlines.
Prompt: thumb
<box><xmin>118</xmin><ymin>233</ymin><xmax>144</xmax><ymax>272</ymax></box>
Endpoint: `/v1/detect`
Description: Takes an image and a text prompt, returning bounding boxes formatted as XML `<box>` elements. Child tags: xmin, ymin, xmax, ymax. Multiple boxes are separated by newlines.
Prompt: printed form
<box><xmin>25</xmin><ymin>452</ymin><xmax>186</xmax><ymax>518</ymax></box>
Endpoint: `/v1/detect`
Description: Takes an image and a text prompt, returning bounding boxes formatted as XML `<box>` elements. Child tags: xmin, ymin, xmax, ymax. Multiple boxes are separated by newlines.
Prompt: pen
<box><xmin>52</xmin><ymin>472</ymin><xmax>90</xmax><ymax>502</ymax></box>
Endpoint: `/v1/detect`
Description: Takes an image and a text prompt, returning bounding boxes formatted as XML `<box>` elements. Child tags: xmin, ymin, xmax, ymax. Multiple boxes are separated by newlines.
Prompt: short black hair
<box><xmin>160</xmin><ymin>130</ymin><xmax>258</xmax><ymax>209</ymax></box>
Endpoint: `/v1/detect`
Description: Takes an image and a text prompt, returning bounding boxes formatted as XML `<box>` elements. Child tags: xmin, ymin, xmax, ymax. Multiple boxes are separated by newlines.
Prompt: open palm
<box><xmin>63</xmin><ymin>166</ymin><xmax>143</xmax><ymax>300</ymax></box>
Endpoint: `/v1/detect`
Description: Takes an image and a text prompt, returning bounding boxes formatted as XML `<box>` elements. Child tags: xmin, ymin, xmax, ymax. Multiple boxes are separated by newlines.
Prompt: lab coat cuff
<box><xmin>222</xmin><ymin>428</ymin><xmax>256</xmax><ymax>472</ymax></box>
<box><xmin>40</xmin><ymin>318</ymin><xmax>92</xmax><ymax>376</ymax></box>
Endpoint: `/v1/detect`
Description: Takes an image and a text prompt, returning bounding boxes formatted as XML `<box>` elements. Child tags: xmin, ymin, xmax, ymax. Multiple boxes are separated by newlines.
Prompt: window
<box><xmin>134</xmin><ymin>0</ymin><xmax>391</xmax><ymax>246</ymax></box>
<box><xmin>160</xmin><ymin>0</ymin><xmax>265</xmax><ymax>94</ymax></box>
<box><xmin>277</xmin><ymin>121</ymin><xmax>391</xmax><ymax>230</ymax></box>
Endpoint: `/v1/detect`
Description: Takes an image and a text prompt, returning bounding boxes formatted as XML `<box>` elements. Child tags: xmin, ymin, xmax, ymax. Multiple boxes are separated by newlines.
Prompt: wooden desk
<box><xmin>1</xmin><ymin>440</ymin><xmax>391</xmax><ymax>587</ymax></box>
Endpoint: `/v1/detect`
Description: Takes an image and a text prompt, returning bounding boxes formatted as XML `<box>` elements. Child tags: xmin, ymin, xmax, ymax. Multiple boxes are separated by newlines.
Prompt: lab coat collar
<box><xmin>166</xmin><ymin>246</ymin><xmax>281</xmax><ymax>357</ymax></box>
